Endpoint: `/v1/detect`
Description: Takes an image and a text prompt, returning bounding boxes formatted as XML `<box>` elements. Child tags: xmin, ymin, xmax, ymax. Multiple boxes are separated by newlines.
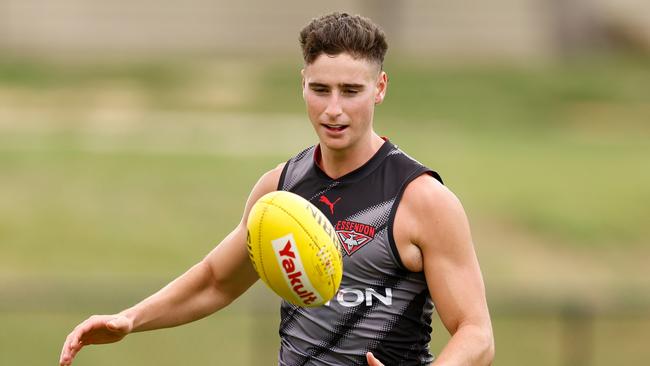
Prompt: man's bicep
<box><xmin>417</xmin><ymin>186</ymin><xmax>489</xmax><ymax>335</ymax></box>
<box><xmin>239</xmin><ymin>163</ymin><xmax>286</xmax><ymax>224</ymax></box>
<box><xmin>202</xmin><ymin>164</ymin><xmax>285</xmax><ymax>304</ymax></box>
<box><xmin>423</xmin><ymin>243</ymin><xmax>487</xmax><ymax>335</ymax></box>
<box><xmin>199</xmin><ymin>223</ymin><xmax>258</xmax><ymax>306</ymax></box>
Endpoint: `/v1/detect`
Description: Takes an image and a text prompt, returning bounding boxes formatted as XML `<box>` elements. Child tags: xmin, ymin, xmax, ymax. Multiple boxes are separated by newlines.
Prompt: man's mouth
<box><xmin>322</xmin><ymin>124</ymin><xmax>348</xmax><ymax>132</ymax></box>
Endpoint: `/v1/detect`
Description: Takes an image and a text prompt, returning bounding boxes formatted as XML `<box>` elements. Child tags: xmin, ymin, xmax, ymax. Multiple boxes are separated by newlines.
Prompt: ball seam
<box><xmin>256</xmin><ymin>203</ymin><xmax>269</xmax><ymax>283</ymax></box>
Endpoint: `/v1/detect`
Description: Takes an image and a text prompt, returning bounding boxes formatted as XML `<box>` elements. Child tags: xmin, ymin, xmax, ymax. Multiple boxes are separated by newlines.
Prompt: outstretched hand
<box><xmin>59</xmin><ymin>314</ymin><xmax>133</xmax><ymax>366</ymax></box>
<box><xmin>366</xmin><ymin>352</ymin><xmax>385</xmax><ymax>366</ymax></box>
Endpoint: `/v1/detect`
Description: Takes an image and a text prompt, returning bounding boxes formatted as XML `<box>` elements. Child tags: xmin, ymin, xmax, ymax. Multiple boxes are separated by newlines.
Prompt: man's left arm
<box><xmin>406</xmin><ymin>175</ymin><xmax>494</xmax><ymax>366</ymax></box>
<box><xmin>367</xmin><ymin>174</ymin><xmax>494</xmax><ymax>366</ymax></box>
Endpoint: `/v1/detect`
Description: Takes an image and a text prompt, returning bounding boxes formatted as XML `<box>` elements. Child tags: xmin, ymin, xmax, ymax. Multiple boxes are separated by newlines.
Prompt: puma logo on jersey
<box><xmin>319</xmin><ymin>195</ymin><xmax>341</xmax><ymax>215</ymax></box>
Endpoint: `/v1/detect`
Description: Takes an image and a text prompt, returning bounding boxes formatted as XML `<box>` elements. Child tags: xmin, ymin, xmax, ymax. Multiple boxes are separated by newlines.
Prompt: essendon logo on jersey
<box><xmin>335</xmin><ymin>220</ymin><xmax>377</xmax><ymax>256</ymax></box>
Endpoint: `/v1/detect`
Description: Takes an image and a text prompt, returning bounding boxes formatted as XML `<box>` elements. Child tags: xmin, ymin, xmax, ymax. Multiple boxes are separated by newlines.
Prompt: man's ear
<box><xmin>301</xmin><ymin>69</ymin><xmax>306</xmax><ymax>99</ymax></box>
<box><xmin>375</xmin><ymin>71</ymin><xmax>388</xmax><ymax>105</ymax></box>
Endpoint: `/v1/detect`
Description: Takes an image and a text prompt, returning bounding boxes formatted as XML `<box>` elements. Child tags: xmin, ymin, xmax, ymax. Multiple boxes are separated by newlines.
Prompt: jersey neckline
<box><xmin>312</xmin><ymin>139</ymin><xmax>395</xmax><ymax>184</ymax></box>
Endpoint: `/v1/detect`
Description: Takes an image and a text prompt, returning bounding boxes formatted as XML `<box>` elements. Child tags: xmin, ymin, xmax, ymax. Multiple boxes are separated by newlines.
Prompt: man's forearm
<box><xmin>431</xmin><ymin>323</ymin><xmax>494</xmax><ymax>366</ymax></box>
<box><xmin>120</xmin><ymin>260</ymin><xmax>225</xmax><ymax>332</ymax></box>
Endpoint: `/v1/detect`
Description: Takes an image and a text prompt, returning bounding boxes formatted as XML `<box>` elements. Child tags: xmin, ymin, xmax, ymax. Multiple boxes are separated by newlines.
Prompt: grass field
<box><xmin>1</xmin><ymin>55</ymin><xmax>649</xmax><ymax>365</ymax></box>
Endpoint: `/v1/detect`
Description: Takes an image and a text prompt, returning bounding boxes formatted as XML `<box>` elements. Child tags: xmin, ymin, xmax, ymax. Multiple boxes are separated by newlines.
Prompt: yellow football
<box><xmin>246</xmin><ymin>190</ymin><xmax>343</xmax><ymax>307</ymax></box>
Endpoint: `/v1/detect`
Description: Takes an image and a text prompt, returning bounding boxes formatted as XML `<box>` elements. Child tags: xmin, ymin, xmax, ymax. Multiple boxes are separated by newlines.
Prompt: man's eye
<box><xmin>312</xmin><ymin>88</ymin><xmax>328</xmax><ymax>94</ymax></box>
<box><xmin>343</xmin><ymin>89</ymin><xmax>359</xmax><ymax>95</ymax></box>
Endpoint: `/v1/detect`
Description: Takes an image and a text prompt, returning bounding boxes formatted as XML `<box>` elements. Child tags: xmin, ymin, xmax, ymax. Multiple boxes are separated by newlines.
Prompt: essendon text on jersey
<box><xmin>272</xmin><ymin>234</ymin><xmax>320</xmax><ymax>306</ymax></box>
<box><xmin>335</xmin><ymin>220</ymin><xmax>377</xmax><ymax>256</ymax></box>
<box><xmin>336</xmin><ymin>220</ymin><xmax>376</xmax><ymax>237</ymax></box>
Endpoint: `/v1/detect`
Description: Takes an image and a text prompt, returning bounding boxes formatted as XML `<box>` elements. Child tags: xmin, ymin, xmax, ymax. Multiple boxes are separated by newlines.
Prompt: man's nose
<box><xmin>324</xmin><ymin>93</ymin><xmax>343</xmax><ymax>119</ymax></box>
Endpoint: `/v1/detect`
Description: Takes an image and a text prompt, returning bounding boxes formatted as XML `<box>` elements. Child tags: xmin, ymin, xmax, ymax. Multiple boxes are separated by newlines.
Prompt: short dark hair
<box><xmin>299</xmin><ymin>12</ymin><xmax>388</xmax><ymax>67</ymax></box>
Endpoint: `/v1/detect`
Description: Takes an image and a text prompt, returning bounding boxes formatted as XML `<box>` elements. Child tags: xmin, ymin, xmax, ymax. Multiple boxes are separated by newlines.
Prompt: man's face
<box><xmin>301</xmin><ymin>53</ymin><xmax>387</xmax><ymax>152</ymax></box>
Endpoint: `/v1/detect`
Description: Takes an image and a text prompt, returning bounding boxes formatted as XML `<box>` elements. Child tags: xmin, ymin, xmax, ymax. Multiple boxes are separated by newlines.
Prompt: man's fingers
<box><xmin>67</xmin><ymin>337</ymin><xmax>82</xmax><ymax>361</ymax></box>
<box><xmin>59</xmin><ymin>336</ymin><xmax>71</xmax><ymax>365</ymax></box>
<box><xmin>62</xmin><ymin>333</ymin><xmax>76</xmax><ymax>358</ymax></box>
<box><xmin>69</xmin><ymin>341</ymin><xmax>82</xmax><ymax>360</ymax></box>
<box><xmin>59</xmin><ymin>336</ymin><xmax>79</xmax><ymax>366</ymax></box>
<box><xmin>60</xmin><ymin>320</ymin><xmax>93</xmax><ymax>365</ymax></box>
<box><xmin>60</xmin><ymin>315</ymin><xmax>130</xmax><ymax>365</ymax></box>
<box><xmin>70</xmin><ymin>333</ymin><xmax>81</xmax><ymax>352</ymax></box>
<box><xmin>366</xmin><ymin>352</ymin><xmax>384</xmax><ymax>366</ymax></box>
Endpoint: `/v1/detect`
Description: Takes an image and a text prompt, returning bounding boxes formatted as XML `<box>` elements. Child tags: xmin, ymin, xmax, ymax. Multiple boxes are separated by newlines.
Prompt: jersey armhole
<box><xmin>277</xmin><ymin>160</ymin><xmax>291</xmax><ymax>191</ymax></box>
<box><xmin>387</xmin><ymin>169</ymin><xmax>442</xmax><ymax>271</ymax></box>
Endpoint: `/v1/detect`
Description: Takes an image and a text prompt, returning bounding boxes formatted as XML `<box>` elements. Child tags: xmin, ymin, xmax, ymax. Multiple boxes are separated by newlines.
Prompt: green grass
<box><xmin>0</xmin><ymin>306</ymin><xmax>275</xmax><ymax>365</ymax></box>
<box><xmin>3</xmin><ymin>304</ymin><xmax>649</xmax><ymax>366</ymax></box>
<box><xmin>0</xmin><ymin>148</ymin><xmax>275</xmax><ymax>276</ymax></box>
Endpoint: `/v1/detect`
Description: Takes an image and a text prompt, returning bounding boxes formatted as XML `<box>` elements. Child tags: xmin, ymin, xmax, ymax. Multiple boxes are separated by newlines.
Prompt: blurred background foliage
<box><xmin>1</xmin><ymin>1</ymin><xmax>649</xmax><ymax>365</ymax></box>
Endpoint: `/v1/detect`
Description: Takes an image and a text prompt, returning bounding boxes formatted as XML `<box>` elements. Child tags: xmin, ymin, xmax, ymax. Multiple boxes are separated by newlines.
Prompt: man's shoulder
<box><xmin>287</xmin><ymin>145</ymin><xmax>317</xmax><ymax>163</ymax></box>
<box><xmin>255</xmin><ymin>162</ymin><xmax>286</xmax><ymax>193</ymax></box>
<box><xmin>385</xmin><ymin>143</ymin><xmax>443</xmax><ymax>184</ymax></box>
<box><xmin>401</xmin><ymin>173</ymin><xmax>462</xmax><ymax>223</ymax></box>
<box><xmin>398</xmin><ymin>172</ymin><xmax>472</xmax><ymax>255</ymax></box>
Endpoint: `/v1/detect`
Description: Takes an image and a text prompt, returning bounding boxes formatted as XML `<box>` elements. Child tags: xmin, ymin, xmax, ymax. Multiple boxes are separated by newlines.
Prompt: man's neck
<box><xmin>318</xmin><ymin>133</ymin><xmax>385</xmax><ymax>179</ymax></box>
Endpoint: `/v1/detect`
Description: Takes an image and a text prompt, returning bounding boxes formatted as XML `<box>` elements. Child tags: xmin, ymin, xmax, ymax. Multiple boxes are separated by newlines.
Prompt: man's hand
<box><xmin>366</xmin><ymin>352</ymin><xmax>384</xmax><ymax>366</ymax></box>
<box><xmin>59</xmin><ymin>314</ymin><xmax>133</xmax><ymax>366</ymax></box>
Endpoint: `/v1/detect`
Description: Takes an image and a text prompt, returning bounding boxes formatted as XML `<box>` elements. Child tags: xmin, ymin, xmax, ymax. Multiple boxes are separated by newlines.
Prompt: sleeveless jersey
<box><xmin>277</xmin><ymin>140</ymin><xmax>443</xmax><ymax>366</ymax></box>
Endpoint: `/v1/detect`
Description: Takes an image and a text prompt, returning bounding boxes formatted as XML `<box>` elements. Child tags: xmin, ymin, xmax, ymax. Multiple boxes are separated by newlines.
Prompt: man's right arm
<box><xmin>59</xmin><ymin>164</ymin><xmax>284</xmax><ymax>366</ymax></box>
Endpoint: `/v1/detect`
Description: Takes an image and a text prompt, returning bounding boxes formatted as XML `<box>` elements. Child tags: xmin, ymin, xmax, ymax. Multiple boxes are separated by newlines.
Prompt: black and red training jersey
<box><xmin>277</xmin><ymin>139</ymin><xmax>443</xmax><ymax>366</ymax></box>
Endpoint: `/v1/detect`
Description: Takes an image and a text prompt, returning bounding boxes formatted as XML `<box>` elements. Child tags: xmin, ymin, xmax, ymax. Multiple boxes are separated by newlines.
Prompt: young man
<box><xmin>60</xmin><ymin>13</ymin><xmax>494</xmax><ymax>366</ymax></box>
